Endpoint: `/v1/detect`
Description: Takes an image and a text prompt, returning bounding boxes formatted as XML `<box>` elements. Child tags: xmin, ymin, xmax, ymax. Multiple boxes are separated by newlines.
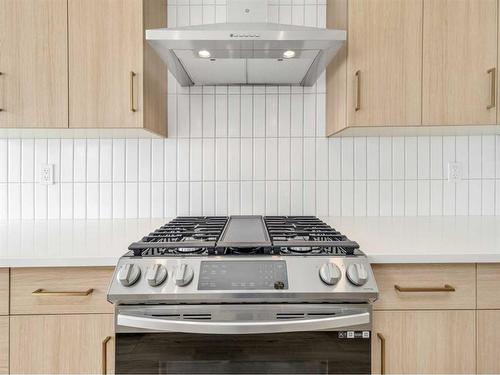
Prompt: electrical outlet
<box><xmin>40</xmin><ymin>164</ymin><xmax>54</xmax><ymax>185</ymax></box>
<box><xmin>448</xmin><ymin>162</ymin><xmax>462</xmax><ymax>182</ymax></box>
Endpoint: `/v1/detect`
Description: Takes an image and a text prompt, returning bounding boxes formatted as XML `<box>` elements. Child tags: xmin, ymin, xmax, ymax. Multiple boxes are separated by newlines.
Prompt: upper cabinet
<box><xmin>0</xmin><ymin>0</ymin><xmax>168</xmax><ymax>137</ymax></box>
<box><xmin>327</xmin><ymin>0</ymin><xmax>500</xmax><ymax>136</ymax></box>
<box><xmin>347</xmin><ymin>0</ymin><xmax>423</xmax><ymax>127</ymax></box>
<box><xmin>68</xmin><ymin>0</ymin><xmax>167</xmax><ymax>136</ymax></box>
<box><xmin>0</xmin><ymin>0</ymin><xmax>68</xmax><ymax>128</ymax></box>
<box><xmin>422</xmin><ymin>0</ymin><xmax>497</xmax><ymax>125</ymax></box>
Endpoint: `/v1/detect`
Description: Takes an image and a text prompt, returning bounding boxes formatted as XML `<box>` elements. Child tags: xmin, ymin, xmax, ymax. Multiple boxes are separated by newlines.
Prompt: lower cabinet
<box><xmin>10</xmin><ymin>314</ymin><xmax>114</xmax><ymax>374</ymax></box>
<box><xmin>477</xmin><ymin>310</ymin><xmax>500</xmax><ymax>374</ymax></box>
<box><xmin>372</xmin><ymin>310</ymin><xmax>476</xmax><ymax>374</ymax></box>
<box><xmin>0</xmin><ymin>317</ymin><xmax>8</xmax><ymax>374</ymax></box>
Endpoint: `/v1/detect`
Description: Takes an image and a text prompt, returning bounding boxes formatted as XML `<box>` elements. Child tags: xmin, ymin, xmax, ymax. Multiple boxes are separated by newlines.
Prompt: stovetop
<box><xmin>126</xmin><ymin>216</ymin><xmax>362</xmax><ymax>257</ymax></box>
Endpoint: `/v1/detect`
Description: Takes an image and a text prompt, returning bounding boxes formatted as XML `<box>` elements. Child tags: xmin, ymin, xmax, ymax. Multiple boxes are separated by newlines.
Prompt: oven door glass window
<box><xmin>116</xmin><ymin>331</ymin><xmax>371</xmax><ymax>374</ymax></box>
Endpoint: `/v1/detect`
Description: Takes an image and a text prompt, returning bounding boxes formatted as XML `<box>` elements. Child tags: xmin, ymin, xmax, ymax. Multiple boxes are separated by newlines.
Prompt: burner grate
<box><xmin>128</xmin><ymin>216</ymin><xmax>229</xmax><ymax>256</ymax></box>
<box><xmin>264</xmin><ymin>216</ymin><xmax>360</xmax><ymax>256</ymax></box>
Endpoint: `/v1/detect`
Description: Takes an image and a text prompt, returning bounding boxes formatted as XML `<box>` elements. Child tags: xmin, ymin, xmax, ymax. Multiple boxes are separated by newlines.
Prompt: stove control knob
<box><xmin>347</xmin><ymin>263</ymin><xmax>369</xmax><ymax>286</ymax></box>
<box><xmin>175</xmin><ymin>263</ymin><xmax>194</xmax><ymax>287</ymax></box>
<box><xmin>146</xmin><ymin>264</ymin><xmax>168</xmax><ymax>287</ymax></box>
<box><xmin>117</xmin><ymin>263</ymin><xmax>141</xmax><ymax>287</ymax></box>
<box><xmin>319</xmin><ymin>263</ymin><xmax>341</xmax><ymax>285</ymax></box>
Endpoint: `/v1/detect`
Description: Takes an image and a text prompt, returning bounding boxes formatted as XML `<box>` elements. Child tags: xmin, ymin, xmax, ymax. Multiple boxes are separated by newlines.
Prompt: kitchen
<box><xmin>0</xmin><ymin>0</ymin><xmax>500</xmax><ymax>374</ymax></box>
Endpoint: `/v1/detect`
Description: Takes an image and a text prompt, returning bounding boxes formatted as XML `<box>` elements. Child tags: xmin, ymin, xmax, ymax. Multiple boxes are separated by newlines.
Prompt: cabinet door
<box><xmin>68</xmin><ymin>0</ymin><xmax>143</xmax><ymax>128</ymax></box>
<box><xmin>477</xmin><ymin>310</ymin><xmax>500</xmax><ymax>374</ymax></box>
<box><xmin>372</xmin><ymin>310</ymin><xmax>476</xmax><ymax>374</ymax></box>
<box><xmin>347</xmin><ymin>0</ymin><xmax>422</xmax><ymax>127</ymax></box>
<box><xmin>10</xmin><ymin>314</ymin><xmax>114</xmax><ymax>374</ymax></box>
<box><xmin>0</xmin><ymin>317</ymin><xmax>7</xmax><ymax>375</ymax></box>
<box><xmin>0</xmin><ymin>0</ymin><xmax>68</xmax><ymax>128</ymax></box>
<box><xmin>423</xmin><ymin>0</ymin><xmax>497</xmax><ymax>125</ymax></box>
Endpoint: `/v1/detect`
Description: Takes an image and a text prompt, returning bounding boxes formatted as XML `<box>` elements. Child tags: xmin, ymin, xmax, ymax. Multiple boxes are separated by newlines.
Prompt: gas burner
<box><xmin>287</xmin><ymin>246</ymin><xmax>315</xmax><ymax>253</ymax></box>
<box><xmin>174</xmin><ymin>247</ymin><xmax>206</xmax><ymax>254</ymax></box>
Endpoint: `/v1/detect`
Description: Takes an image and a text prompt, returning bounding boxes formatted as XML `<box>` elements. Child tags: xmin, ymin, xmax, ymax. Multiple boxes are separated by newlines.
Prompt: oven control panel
<box><xmin>198</xmin><ymin>260</ymin><xmax>288</xmax><ymax>290</ymax></box>
<box><xmin>108</xmin><ymin>256</ymin><xmax>379</xmax><ymax>305</ymax></box>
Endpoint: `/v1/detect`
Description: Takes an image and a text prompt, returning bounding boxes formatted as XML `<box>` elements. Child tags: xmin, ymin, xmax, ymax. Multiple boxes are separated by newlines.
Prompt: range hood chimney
<box><xmin>146</xmin><ymin>0</ymin><xmax>346</xmax><ymax>86</ymax></box>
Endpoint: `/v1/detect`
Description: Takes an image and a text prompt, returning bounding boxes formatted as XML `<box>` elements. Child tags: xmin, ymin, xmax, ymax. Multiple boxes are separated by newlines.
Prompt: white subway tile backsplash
<box><xmin>456</xmin><ymin>180</ymin><xmax>469</xmax><ymax>216</ymax></box>
<box><xmin>21</xmin><ymin>140</ymin><xmax>34</xmax><ymax>183</ymax></box>
<box><xmin>341</xmin><ymin>180</ymin><xmax>354</xmax><ymax>216</ymax></box>
<box><xmin>366</xmin><ymin>137</ymin><xmax>379</xmax><ymax>180</ymax></box>
<box><xmin>1</xmin><ymin>3</ymin><xmax>499</xmax><ymax>219</ymax></box>
<box><xmin>430</xmin><ymin>137</ymin><xmax>442</xmax><ymax>179</ymax></box>
<box><xmin>8</xmin><ymin>140</ymin><xmax>21</xmax><ymax>183</ymax></box>
<box><xmin>443</xmin><ymin>181</ymin><xmax>455</xmax><ymax>216</ymax></box>
<box><xmin>366</xmin><ymin>181</ymin><xmax>379</xmax><ymax>216</ymax></box>
<box><xmin>482</xmin><ymin>179</ymin><xmax>495</xmax><ymax>215</ymax></box>
<box><xmin>392</xmin><ymin>137</ymin><xmax>405</xmax><ymax>180</ymax></box>
<box><xmin>125</xmin><ymin>139</ymin><xmax>138</xmax><ymax>182</ymax></box>
<box><xmin>469</xmin><ymin>180</ymin><xmax>482</xmax><ymax>215</ymax></box>
<box><xmin>303</xmin><ymin>138</ymin><xmax>315</xmax><ymax>180</ymax></box>
<box><xmin>482</xmin><ymin>135</ymin><xmax>495</xmax><ymax>179</ymax></box>
<box><xmin>87</xmin><ymin>139</ymin><xmax>99</xmax><ymax>182</ymax></box>
<box><xmin>354</xmin><ymin>137</ymin><xmax>367</xmax><ymax>180</ymax></box>
<box><xmin>469</xmin><ymin>136</ymin><xmax>482</xmax><ymax>179</ymax></box>
<box><xmin>0</xmin><ymin>141</ymin><xmax>7</xmax><ymax>183</ymax></box>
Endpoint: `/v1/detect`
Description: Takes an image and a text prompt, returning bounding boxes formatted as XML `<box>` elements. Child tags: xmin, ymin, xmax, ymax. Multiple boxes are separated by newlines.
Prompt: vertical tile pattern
<box><xmin>0</xmin><ymin>4</ymin><xmax>499</xmax><ymax>219</ymax></box>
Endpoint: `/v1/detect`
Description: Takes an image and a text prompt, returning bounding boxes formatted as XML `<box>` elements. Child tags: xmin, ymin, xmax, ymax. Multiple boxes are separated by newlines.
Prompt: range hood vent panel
<box><xmin>146</xmin><ymin>23</ymin><xmax>346</xmax><ymax>86</ymax></box>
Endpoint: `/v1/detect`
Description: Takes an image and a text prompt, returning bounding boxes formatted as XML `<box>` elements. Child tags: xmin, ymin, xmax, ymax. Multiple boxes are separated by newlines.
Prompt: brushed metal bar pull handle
<box><xmin>487</xmin><ymin>67</ymin><xmax>496</xmax><ymax>110</ymax></box>
<box><xmin>0</xmin><ymin>72</ymin><xmax>4</xmax><ymax>112</ymax></box>
<box><xmin>32</xmin><ymin>288</ymin><xmax>94</xmax><ymax>296</ymax></box>
<box><xmin>377</xmin><ymin>333</ymin><xmax>386</xmax><ymax>374</ymax></box>
<box><xmin>130</xmin><ymin>71</ymin><xmax>137</xmax><ymax>112</ymax></box>
<box><xmin>394</xmin><ymin>284</ymin><xmax>455</xmax><ymax>292</ymax></box>
<box><xmin>101</xmin><ymin>336</ymin><xmax>112</xmax><ymax>375</ymax></box>
<box><xmin>355</xmin><ymin>70</ymin><xmax>361</xmax><ymax>111</ymax></box>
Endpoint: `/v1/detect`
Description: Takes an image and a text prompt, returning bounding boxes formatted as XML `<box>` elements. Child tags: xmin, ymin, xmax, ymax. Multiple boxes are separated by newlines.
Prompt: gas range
<box><xmin>109</xmin><ymin>216</ymin><xmax>378</xmax><ymax>374</ymax></box>
<box><xmin>107</xmin><ymin>215</ymin><xmax>378</xmax><ymax>305</ymax></box>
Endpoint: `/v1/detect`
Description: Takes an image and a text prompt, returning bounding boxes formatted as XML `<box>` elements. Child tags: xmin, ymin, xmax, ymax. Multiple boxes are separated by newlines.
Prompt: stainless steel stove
<box><xmin>108</xmin><ymin>216</ymin><xmax>378</xmax><ymax>374</ymax></box>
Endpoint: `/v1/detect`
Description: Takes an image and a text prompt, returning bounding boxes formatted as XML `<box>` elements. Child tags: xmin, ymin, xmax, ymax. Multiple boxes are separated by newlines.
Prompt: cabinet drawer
<box><xmin>372</xmin><ymin>264</ymin><xmax>476</xmax><ymax>310</ymax></box>
<box><xmin>11</xmin><ymin>267</ymin><xmax>114</xmax><ymax>315</ymax></box>
<box><xmin>0</xmin><ymin>269</ymin><xmax>8</xmax><ymax>315</ymax></box>
<box><xmin>477</xmin><ymin>264</ymin><xmax>500</xmax><ymax>309</ymax></box>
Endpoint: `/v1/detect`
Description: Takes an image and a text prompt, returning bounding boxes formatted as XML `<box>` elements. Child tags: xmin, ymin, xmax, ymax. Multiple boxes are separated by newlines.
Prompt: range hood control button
<box><xmin>117</xmin><ymin>263</ymin><xmax>141</xmax><ymax>287</ymax></box>
<box><xmin>146</xmin><ymin>264</ymin><xmax>168</xmax><ymax>287</ymax></box>
<box><xmin>175</xmin><ymin>263</ymin><xmax>194</xmax><ymax>287</ymax></box>
<box><xmin>347</xmin><ymin>263</ymin><xmax>369</xmax><ymax>286</ymax></box>
<box><xmin>319</xmin><ymin>263</ymin><xmax>341</xmax><ymax>285</ymax></box>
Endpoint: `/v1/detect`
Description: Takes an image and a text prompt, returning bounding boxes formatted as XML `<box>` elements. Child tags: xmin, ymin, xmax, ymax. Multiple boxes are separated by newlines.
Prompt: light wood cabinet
<box><xmin>0</xmin><ymin>269</ymin><xmax>8</xmax><ymax>316</ymax></box>
<box><xmin>0</xmin><ymin>0</ymin><xmax>68</xmax><ymax>128</ymax></box>
<box><xmin>347</xmin><ymin>0</ymin><xmax>422</xmax><ymax>128</ymax></box>
<box><xmin>10</xmin><ymin>314</ymin><xmax>114</xmax><ymax>374</ymax></box>
<box><xmin>477</xmin><ymin>310</ymin><xmax>500</xmax><ymax>374</ymax></box>
<box><xmin>477</xmin><ymin>263</ymin><xmax>500</xmax><ymax>309</ymax></box>
<box><xmin>372</xmin><ymin>310</ymin><xmax>476</xmax><ymax>374</ymax></box>
<box><xmin>68</xmin><ymin>0</ymin><xmax>168</xmax><ymax>136</ymax></box>
<box><xmin>422</xmin><ymin>0</ymin><xmax>498</xmax><ymax>125</ymax></box>
<box><xmin>372</xmin><ymin>264</ymin><xmax>476</xmax><ymax>310</ymax></box>
<box><xmin>327</xmin><ymin>0</ymin><xmax>423</xmax><ymax>135</ymax></box>
<box><xmin>11</xmin><ymin>267</ymin><xmax>114</xmax><ymax>315</ymax></box>
<box><xmin>0</xmin><ymin>317</ymin><xmax>8</xmax><ymax>374</ymax></box>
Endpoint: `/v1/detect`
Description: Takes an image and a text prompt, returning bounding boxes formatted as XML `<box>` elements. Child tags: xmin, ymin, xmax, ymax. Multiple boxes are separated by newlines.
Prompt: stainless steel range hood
<box><xmin>146</xmin><ymin>22</ymin><xmax>346</xmax><ymax>86</ymax></box>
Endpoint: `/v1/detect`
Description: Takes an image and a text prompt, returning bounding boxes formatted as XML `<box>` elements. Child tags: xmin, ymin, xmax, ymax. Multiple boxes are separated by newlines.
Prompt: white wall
<box><xmin>0</xmin><ymin>0</ymin><xmax>499</xmax><ymax>220</ymax></box>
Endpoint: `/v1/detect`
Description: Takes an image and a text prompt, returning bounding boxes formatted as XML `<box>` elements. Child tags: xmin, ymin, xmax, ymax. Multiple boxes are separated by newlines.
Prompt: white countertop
<box><xmin>0</xmin><ymin>217</ymin><xmax>499</xmax><ymax>267</ymax></box>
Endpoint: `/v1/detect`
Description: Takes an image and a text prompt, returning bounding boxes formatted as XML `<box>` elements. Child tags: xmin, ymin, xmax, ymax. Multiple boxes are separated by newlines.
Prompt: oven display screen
<box><xmin>198</xmin><ymin>261</ymin><xmax>288</xmax><ymax>290</ymax></box>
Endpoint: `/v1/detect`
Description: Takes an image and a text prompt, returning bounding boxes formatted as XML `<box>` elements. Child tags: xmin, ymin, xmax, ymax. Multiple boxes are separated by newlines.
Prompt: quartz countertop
<box><xmin>0</xmin><ymin>217</ymin><xmax>499</xmax><ymax>267</ymax></box>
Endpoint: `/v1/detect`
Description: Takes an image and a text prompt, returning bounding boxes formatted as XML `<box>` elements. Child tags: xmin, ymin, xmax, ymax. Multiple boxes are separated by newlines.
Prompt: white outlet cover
<box><xmin>447</xmin><ymin>162</ymin><xmax>462</xmax><ymax>182</ymax></box>
<box><xmin>40</xmin><ymin>164</ymin><xmax>54</xmax><ymax>185</ymax></box>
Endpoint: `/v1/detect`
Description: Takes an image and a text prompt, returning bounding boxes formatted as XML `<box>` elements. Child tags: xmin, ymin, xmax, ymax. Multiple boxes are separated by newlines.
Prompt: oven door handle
<box><xmin>117</xmin><ymin>311</ymin><xmax>370</xmax><ymax>335</ymax></box>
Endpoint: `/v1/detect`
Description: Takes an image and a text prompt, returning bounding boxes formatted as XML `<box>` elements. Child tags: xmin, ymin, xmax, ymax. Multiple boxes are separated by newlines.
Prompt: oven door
<box><xmin>115</xmin><ymin>304</ymin><xmax>372</xmax><ymax>374</ymax></box>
